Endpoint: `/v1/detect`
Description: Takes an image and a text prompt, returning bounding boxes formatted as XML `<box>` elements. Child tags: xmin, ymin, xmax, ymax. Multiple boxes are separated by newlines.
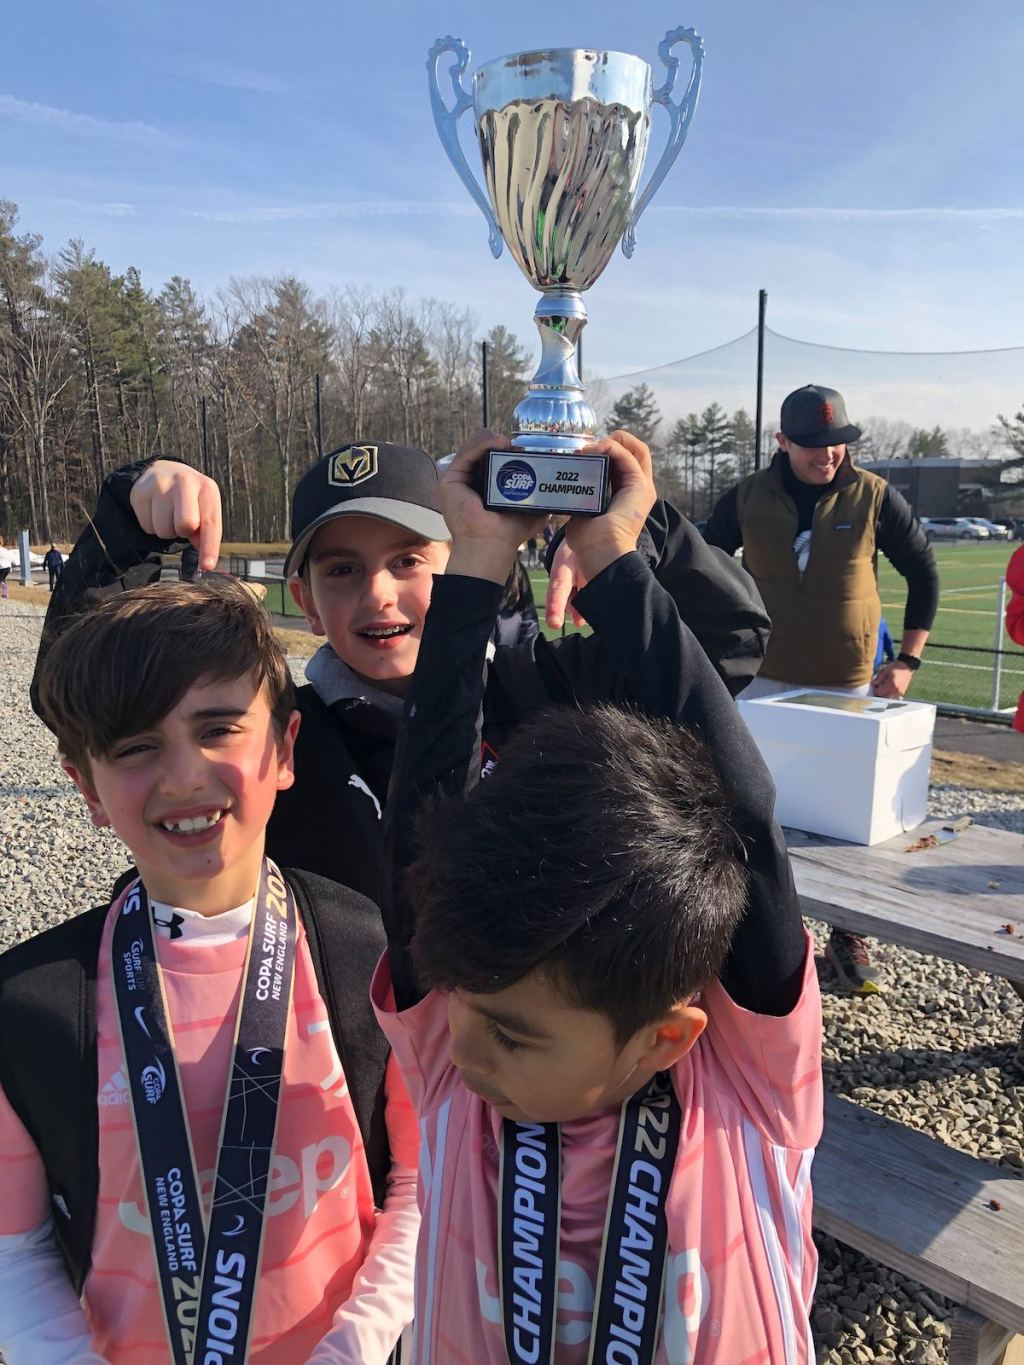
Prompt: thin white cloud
<box><xmin>181</xmin><ymin>200</ymin><xmax>475</xmax><ymax>224</ymax></box>
<box><xmin>39</xmin><ymin>197</ymin><xmax>138</xmax><ymax>218</ymax></box>
<box><xmin>163</xmin><ymin>61</ymin><xmax>293</xmax><ymax>96</ymax></box>
<box><xmin>650</xmin><ymin>204</ymin><xmax>1024</xmax><ymax>224</ymax></box>
<box><xmin>181</xmin><ymin>200</ymin><xmax>1024</xmax><ymax>230</ymax></box>
<box><xmin>0</xmin><ymin>94</ymin><xmax>176</xmax><ymax>146</ymax></box>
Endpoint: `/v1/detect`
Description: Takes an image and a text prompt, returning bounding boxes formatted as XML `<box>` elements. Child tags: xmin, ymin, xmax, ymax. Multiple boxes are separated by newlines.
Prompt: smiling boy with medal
<box><xmin>0</xmin><ymin>578</ymin><xmax>417</xmax><ymax>1363</ymax></box>
<box><xmin>374</xmin><ymin>436</ymin><xmax>824</xmax><ymax>1362</ymax></box>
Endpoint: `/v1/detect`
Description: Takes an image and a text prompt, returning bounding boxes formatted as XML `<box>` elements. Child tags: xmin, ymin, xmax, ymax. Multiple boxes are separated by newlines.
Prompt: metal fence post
<box><xmin>992</xmin><ymin>577</ymin><xmax>1008</xmax><ymax>710</ymax></box>
<box><xmin>18</xmin><ymin>529</ymin><xmax>31</xmax><ymax>585</ymax></box>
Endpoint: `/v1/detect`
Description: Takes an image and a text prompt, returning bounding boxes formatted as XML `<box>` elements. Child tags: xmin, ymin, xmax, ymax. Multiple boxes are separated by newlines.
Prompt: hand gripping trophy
<box><xmin>427</xmin><ymin>28</ymin><xmax>704</xmax><ymax>514</ymax></box>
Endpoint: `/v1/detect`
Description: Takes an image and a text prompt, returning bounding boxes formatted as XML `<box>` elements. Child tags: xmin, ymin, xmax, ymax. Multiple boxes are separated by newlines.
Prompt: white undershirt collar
<box><xmin>150</xmin><ymin>898</ymin><xmax>253</xmax><ymax>947</ymax></box>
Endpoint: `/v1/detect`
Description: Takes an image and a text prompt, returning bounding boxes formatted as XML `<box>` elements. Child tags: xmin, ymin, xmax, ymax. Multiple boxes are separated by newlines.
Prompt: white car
<box><xmin>964</xmin><ymin>517</ymin><xmax>1010</xmax><ymax>540</ymax></box>
<box><xmin>921</xmin><ymin>517</ymin><xmax>990</xmax><ymax>542</ymax></box>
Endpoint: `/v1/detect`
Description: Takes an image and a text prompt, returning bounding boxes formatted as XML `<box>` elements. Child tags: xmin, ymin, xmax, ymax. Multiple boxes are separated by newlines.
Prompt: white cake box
<box><xmin>738</xmin><ymin>690</ymin><xmax>936</xmax><ymax>845</ymax></box>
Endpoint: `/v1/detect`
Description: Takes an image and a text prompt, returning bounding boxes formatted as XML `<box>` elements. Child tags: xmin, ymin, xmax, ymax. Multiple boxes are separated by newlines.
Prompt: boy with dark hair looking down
<box><xmin>374</xmin><ymin>438</ymin><xmax>824</xmax><ymax>1362</ymax></box>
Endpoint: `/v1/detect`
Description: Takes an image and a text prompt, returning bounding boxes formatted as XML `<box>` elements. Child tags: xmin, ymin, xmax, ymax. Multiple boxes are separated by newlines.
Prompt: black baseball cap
<box><xmin>779</xmin><ymin>385</ymin><xmax>861</xmax><ymax>448</ymax></box>
<box><xmin>284</xmin><ymin>441</ymin><xmax>450</xmax><ymax>577</ymax></box>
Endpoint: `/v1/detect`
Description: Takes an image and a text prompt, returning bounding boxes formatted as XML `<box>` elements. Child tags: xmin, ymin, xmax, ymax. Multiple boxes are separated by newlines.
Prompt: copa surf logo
<box><xmin>141</xmin><ymin>1058</ymin><xmax>167</xmax><ymax>1104</ymax></box>
<box><xmin>496</xmin><ymin>459</ymin><xmax>537</xmax><ymax>503</ymax></box>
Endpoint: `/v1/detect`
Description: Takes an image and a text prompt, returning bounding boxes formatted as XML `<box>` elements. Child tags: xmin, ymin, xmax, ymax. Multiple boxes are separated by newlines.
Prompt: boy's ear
<box><xmin>275</xmin><ymin>710</ymin><xmax>302</xmax><ymax>792</ymax></box>
<box><xmin>61</xmin><ymin>759</ymin><xmax>110</xmax><ymax>829</ymax></box>
<box><xmin>638</xmin><ymin>1001</ymin><xmax>707</xmax><ymax>1072</ymax></box>
<box><xmin>288</xmin><ymin>577</ymin><xmax>326</xmax><ymax>637</ymax></box>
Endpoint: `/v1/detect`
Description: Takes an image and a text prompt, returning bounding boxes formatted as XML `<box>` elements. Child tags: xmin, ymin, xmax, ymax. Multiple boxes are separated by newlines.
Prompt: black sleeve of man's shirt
<box><xmin>876</xmin><ymin>486</ymin><xmax>940</xmax><ymax>633</ymax></box>
<box><xmin>30</xmin><ymin>459</ymin><xmax>187</xmax><ymax>720</ymax></box>
<box><xmin>701</xmin><ymin>485</ymin><xmax>744</xmax><ymax>556</ymax></box>
<box><xmin>382</xmin><ymin>557</ymin><xmax>806</xmax><ymax>1017</ymax></box>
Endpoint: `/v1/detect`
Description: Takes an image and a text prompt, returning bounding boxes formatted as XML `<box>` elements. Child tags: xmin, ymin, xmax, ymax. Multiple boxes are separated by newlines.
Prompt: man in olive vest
<box><xmin>704</xmin><ymin>384</ymin><xmax>939</xmax><ymax>994</ymax></box>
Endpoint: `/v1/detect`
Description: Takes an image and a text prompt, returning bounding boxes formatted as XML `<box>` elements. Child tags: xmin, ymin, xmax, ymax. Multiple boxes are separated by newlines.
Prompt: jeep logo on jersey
<box><xmin>328</xmin><ymin>444</ymin><xmax>378</xmax><ymax>486</ymax></box>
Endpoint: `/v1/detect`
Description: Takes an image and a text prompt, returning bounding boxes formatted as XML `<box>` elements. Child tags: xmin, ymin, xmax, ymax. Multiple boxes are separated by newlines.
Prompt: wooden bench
<box><xmin>814</xmin><ymin>1094</ymin><xmax>1024</xmax><ymax>1364</ymax></box>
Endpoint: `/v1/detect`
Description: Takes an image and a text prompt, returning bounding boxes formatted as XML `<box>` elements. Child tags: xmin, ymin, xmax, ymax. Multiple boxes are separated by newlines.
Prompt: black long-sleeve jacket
<box><xmin>382</xmin><ymin>558</ymin><xmax>807</xmax><ymax>1019</ymax></box>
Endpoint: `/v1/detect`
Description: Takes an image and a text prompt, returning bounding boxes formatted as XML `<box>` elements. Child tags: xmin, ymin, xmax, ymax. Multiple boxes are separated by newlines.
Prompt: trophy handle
<box><xmin>427</xmin><ymin>37</ymin><xmax>503</xmax><ymax>259</ymax></box>
<box><xmin>622</xmin><ymin>26</ymin><xmax>705</xmax><ymax>258</ymax></box>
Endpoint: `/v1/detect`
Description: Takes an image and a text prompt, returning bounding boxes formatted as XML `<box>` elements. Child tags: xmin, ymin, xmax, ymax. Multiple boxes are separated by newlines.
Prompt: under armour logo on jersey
<box><xmin>153</xmin><ymin>910</ymin><xmax>185</xmax><ymax>940</ymax></box>
<box><xmin>348</xmin><ymin>774</ymin><xmax>382</xmax><ymax>820</ymax></box>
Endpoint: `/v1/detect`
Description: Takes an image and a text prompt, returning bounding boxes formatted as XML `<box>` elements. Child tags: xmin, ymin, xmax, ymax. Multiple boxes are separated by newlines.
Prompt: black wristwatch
<box><xmin>896</xmin><ymin>652</ymin><xmax>922</xmax><ymax>672</ymax></box>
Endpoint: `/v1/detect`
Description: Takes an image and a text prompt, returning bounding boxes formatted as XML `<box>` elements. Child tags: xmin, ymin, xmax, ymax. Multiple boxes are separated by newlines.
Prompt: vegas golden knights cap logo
<box><xmin>328</xmin><ymin>444</ymin><xmax>378</xmax><ymax>487</ymax></box>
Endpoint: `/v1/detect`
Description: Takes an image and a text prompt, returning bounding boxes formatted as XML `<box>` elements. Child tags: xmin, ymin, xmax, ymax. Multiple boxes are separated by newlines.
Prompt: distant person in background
<box><xmin>179</xmin><ymin>542</ymin><xmax>200</xmax><ymax>581</ymax></box>
<box><xmin>703</xmin><ymin>383</ymin><xmax>940</xmax><ymax>996</ymax></box>
<box><xmin>491</xmin><ymin>558</ymin><xmax>540</xmax><ymax>649</ymax></box>
<box><xmin>0</xmin><ymin>537</ymin><xmax>12</xmax><ymax>599</ymax></box>
<box><xmin>42</xmin><ymin>545</ymin><xmax>63</xmax><ymax>591</ymax></box>
<box><xmin>1005</xmin><ymin>544</ymin><xmax>1024</xmax><ymax>732</ymax></box>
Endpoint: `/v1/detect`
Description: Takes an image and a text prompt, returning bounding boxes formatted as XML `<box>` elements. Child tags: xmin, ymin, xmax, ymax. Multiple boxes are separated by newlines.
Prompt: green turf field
<box><xmin>531</xmin><ymin>542</ymin><xmax>1022</xmax><ymax>713</ymax></box>
<box><xmin>879</xmin><ymin>541</ymin><xmax>1019</xmax><ymax>712</ymax></box>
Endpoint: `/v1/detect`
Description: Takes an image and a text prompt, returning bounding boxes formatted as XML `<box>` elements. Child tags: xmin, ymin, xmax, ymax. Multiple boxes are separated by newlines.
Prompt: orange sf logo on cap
<box><xmin>328</xmin><ymin>445</ymin><xmax>378</xmax><ymax>486</ymax></box>
<box><xmin>818</xmin><ymin>401</ymin><xmax>835</xmax><ymax>426</ymax></box>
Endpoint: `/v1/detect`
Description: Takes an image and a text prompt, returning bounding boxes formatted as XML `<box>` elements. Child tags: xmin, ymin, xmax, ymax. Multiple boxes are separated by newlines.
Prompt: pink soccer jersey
<box><xmin>0</xmin><ymin>899</ymin><xmax>418</xmax><ymax>1363</ymax></box>
<box><xmin>372</xmin><ymin>931</ymin><xmax>823</xmax><ymax>1364</ymax></box>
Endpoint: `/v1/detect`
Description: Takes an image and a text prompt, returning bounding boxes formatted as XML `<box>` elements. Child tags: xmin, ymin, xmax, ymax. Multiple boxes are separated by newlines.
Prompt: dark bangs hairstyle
<box><xmin>409</xmin><ymin>704</ymin><xmax>749</xmax><ymax>1046</ymax></box>
<box><xmin>36</xmin><ymin>575</ymin><xmax>295</xmax><ymax>773</ymax></box>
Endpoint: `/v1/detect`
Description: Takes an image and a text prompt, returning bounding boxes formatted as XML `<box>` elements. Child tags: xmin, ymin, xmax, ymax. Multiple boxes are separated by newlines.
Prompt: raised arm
<box><xmin>572</xmin><ymin>555</ymin><xmax>805</xmax><ymax>1015</ymax></box>
<box><xmin>384</xmin><ymin>431</ymin><xmax>802</xmax><ymax>1018</ymax></box>
<box><xmin>30</xmin><ymin>458</ymin><xmax>222</xmax><ymax>720</ymax></box>
<box><xmin>545</xmin><ymin>469</ymin><xmax>767</xmax><ymax>697</ymax></box>
<box><xmin>380</xmin><ymin>433</ymin><xmax>548</xmax><ymax>1010</ymax></box>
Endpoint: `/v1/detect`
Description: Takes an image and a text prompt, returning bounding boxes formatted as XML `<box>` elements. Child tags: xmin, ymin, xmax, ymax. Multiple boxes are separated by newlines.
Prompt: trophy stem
<box><xmin>512</xmin><ymin>288</ymin><xmax>598</xmax><ymax>452</ymax></box>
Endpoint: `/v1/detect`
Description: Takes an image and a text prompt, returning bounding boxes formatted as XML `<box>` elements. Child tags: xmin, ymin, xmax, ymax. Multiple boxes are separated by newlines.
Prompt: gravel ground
<box><xmin>1</xmin><ymin>604</ymin><xmax>1022</xmax><ymax>1362</ymax></box>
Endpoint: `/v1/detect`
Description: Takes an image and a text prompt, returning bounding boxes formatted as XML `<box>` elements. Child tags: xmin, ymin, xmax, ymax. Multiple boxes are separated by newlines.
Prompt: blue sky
<box><xmin>2</xmin><ymin>0</ymin><xmax>1023</xmax><ymax>414</ymax></box>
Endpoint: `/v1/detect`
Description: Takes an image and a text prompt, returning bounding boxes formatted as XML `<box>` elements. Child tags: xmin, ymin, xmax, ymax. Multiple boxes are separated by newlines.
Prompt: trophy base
<box><xmin>481</xmin><ymin>449</ymin><xmax>610</xmax><ymax>516</ymax></box>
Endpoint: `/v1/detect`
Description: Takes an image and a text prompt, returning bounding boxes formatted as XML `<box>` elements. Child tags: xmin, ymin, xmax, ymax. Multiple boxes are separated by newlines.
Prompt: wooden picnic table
<box><xmin>786</xmin><ymin>818</ymin><xmax>1024</xmax><ymax>988</ymax></box>
<box><xmin>792</xmin><ymin>817</ymin><xmax>1024</xmax><ymax>1361</ymax></box>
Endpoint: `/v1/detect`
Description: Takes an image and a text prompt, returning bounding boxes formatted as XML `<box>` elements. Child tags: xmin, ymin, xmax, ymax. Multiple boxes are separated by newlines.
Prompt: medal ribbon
<box><xmin>112</xmin><ymin>859</ymin><xmax>296</xmax><ymax>1365</ymax></box>
<box><xmin>499</xmin><ymin>1072</ymin><xmax>681</xmax><ymax>1365</ymax></box>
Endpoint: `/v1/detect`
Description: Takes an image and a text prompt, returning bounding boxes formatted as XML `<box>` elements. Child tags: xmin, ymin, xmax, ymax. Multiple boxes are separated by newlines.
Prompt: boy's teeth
<box><xmin>362</xmin><ymin>625</ymin><xmax>409</xmax><ymax>638</ymax></box>
<box><xmin>162</xmin><ymin>811</ymin><xmax>222</xmax><ymax>833</ymax></box>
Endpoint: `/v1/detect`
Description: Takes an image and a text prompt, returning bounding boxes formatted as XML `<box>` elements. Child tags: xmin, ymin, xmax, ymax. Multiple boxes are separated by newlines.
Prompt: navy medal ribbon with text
<box><xmin>112</xmin><ymin>859</ymin><xmax>296</xmax><ymax>1365</ymax></box>
<box><xmin>499</xmin><ymin>1071</ymin><xmax>681</xmax><ymax>1364</ymax></box>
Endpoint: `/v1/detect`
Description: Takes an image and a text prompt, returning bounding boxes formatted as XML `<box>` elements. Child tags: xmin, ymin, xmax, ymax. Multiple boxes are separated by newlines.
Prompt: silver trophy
<box><xmin>427</xmin><ymin>28</ymin><xmax>703</xmax><ymax>514</ymax></box>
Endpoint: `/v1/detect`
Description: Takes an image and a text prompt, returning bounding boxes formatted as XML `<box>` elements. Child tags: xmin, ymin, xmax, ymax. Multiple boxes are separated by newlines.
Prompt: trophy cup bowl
<box><xmin>428</xmin><ymin>29</ymin><xmax>704</xmax><ymax>515</ymax></box>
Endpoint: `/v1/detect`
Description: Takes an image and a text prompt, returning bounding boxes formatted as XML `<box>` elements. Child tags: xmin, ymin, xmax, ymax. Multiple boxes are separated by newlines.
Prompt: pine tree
<box><xmin>730</xmin><ymin>407</ymin><xmax>756</xmax><ymax>480</ymax></box>
<box><xmin>906</xmin><ymin>425</ymin><xmax>951</xmax><ymax>458</ymax></box>
<box><xmin>483</xmin><ymin>324</ymin><xmax>531</xmax><ymax>435</ymax></box>
<box><xmin>606</xmin><ymin>383</ymin><xmax>662</xmax><ymax>448</ymax></box>
<box><xmin>995</xmin><ymin>408</ymin><xmax>1024</xmax><ymax>469</ymax></box>
<box><xmin>698</xmin><ymin>403</ymin><xmax>732</xmax><ymax>515</ymax></box>
<box><xmin>665</xmin><ymin>414</ymin><xmax>701</xmax><ymax>515</ymax></box>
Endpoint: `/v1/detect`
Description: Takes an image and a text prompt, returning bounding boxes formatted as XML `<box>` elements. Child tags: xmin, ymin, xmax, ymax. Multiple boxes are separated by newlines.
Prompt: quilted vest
<box><xmin>737</xmin><ymin>460</ymin><xmax>887</xmax><ymax>687</ymax></box>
